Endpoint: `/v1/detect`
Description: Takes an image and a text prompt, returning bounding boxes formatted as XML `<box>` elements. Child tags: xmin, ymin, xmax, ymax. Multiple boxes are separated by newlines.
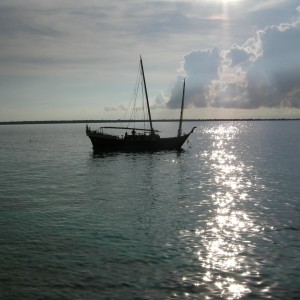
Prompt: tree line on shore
<box><xmin>0</xmin><ymin>118</ymin><xmax>299</xmax><ymax>125</ymax></box>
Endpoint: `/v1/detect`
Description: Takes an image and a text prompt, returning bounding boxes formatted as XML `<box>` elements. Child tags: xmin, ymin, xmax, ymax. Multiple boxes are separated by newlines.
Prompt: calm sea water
<box><xmin>0</xmin><ymin>121</ymin><xmax>299</xmax><ymax>299</ymax></box>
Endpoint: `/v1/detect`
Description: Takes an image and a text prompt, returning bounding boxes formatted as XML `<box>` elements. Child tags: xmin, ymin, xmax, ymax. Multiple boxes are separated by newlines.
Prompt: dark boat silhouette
<box><xmin>86</xmin><ymin>57</ymin><xmax>196</xmax><ymax>152</ymax></box>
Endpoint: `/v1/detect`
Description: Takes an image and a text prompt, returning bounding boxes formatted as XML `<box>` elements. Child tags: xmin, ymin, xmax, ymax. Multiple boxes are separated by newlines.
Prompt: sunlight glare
<box><xmin>198</xmin><ymin>124</ymin><xmax>254</xmax><ymax>298</ymax></box>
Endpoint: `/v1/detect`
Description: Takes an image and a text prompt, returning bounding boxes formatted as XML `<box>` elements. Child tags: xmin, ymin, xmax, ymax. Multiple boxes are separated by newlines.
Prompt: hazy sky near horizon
<box><xmin>0</xmin><ymin>0</ymin><xmax>300</xmax><ymax>121</ymax></box>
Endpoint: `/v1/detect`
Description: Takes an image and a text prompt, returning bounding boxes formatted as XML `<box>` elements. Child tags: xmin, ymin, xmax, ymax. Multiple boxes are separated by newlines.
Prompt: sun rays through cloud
<box><xmin>0</xmin><ymin>0</ymin><xmax>299</xmax><ymax>121</ymax></box>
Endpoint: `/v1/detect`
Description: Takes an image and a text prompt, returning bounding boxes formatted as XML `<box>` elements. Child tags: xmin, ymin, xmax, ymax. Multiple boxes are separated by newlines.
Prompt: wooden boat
<box><xmin>86</xmin><ymin>57</ymin><xmax>196</xmax><ymax>152</ymax></box>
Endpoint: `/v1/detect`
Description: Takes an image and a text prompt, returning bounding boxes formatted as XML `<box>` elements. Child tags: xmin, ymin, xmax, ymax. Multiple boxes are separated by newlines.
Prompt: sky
<box><xmin>0</xmin><ymin>0</ymin><xmax>300</xmax><ymax>121</ymax></box>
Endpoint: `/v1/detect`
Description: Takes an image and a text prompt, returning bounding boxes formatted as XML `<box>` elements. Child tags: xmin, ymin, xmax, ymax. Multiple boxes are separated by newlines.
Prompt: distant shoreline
<box><xmin>0</xmin><ymin>118</ymin><xmax>299</xmax><ymax>125</ymax></box>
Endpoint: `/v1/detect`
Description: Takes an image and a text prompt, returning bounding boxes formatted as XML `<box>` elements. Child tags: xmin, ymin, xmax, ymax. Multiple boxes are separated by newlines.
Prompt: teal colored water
<box><xmin>0</xmin><ymin>121</ymin><xmax>299</xmax><ymax>299</ymax></box>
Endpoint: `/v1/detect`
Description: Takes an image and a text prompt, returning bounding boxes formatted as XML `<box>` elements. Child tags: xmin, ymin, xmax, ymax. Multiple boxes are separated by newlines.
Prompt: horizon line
<box><xmin>1</xmin><ymin>118</ymin><xmax>300</xmax><ymax>125</ymax></box>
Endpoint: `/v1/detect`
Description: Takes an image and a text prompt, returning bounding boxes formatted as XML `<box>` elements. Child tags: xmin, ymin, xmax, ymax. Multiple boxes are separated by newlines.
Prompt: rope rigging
<box><xmin>123</xmin><ymin>60</ymin><xmax>149</xmax><ymax>131</ymax></box>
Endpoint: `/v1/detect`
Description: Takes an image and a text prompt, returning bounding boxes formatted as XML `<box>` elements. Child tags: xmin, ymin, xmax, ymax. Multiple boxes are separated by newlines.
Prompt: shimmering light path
<box><xmin>201</xmin><ymin>124</ymin><xmax>254</xmax><ymax>298</ymax></box>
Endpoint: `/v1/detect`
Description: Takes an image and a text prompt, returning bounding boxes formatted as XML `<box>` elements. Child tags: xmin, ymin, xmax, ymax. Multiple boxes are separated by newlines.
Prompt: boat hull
<box><xmin>85</xmin><ymin>57</ymin><xmax>196</xmax><ymax>152</ymax></box>
<box><xmin>87</xmin><ymin>131</ymin><xmax>191</xmax><ymax>152</ymax></box>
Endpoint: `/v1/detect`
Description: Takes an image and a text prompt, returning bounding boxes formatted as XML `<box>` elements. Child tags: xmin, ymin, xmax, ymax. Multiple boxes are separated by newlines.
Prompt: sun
<box><xmin>201</xmin><ymin>0</ymin><xmax>242</xmax><ymax>4</ymax></box>
<box><xmin>199</xmin><ymin>0</ymin><xmax>242</xmax><ymax>2</ymax></box>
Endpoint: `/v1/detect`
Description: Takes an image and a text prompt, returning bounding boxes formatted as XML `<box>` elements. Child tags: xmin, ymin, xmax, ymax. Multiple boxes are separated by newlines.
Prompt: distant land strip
<box><xmin>0</xmin><ymin>118</ymin><xmax>300</xmax><ymax>125</ymax></box>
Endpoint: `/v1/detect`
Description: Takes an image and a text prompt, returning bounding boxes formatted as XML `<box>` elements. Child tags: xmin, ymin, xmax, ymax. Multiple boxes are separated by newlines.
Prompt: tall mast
<box><xmin>140</xmin><ymin>56</ymin><xmax>154</xmax><ymax>134</ymax></box>
<box><xmin>177</xmin><ymin>78</ymin><xmax>185</xmax><ymax>137</ymax></box>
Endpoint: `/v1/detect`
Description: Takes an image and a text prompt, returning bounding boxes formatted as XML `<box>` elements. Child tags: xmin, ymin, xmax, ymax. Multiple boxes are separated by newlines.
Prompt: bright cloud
<box><xmin>0</xmin><ymin>0</ymin><xmax>300</xmax><ymax>120</ymax></box>
<box><xmin>168</xmin><ymin>19</ymin><xmax>300</xmax><ymax>110</ymax></box>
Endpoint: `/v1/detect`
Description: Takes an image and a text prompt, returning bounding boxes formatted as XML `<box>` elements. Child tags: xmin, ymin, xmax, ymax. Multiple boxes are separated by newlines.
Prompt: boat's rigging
<box><xmin>140</xmin><ymin>66</ymin><xmax>148</xmax><ymax>132</ymax></box>
<box><xmin>177</xmin><ymin>78</ymin><xmax>185</xmax><ymax>137</ymax></box>
<box><xmin>86</xmin><ymin>56</ymin><xmax>196</xmax><ymax>152</ymax></box>
<box><xmin>140</xmin><ymin>56</ymin><xmax>154</xmax><ymax>134</ymax></box>
<box><xmin>101</xmin><ymin>126</ymin><xmax>159</xmax><ymax>132</ymax></box>
<box><xmin>122</xmin><ymin>63</ymin><xmax>141</xmax><ymax>122</ymax></box>
<box><xmin>121</xmin><ymin>58</ymin><xmax>151</xmax><ymax>132</ymax></box>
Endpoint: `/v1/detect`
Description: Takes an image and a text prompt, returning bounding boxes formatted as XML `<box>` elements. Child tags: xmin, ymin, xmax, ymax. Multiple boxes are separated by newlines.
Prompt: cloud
<box><xmin>1</xmin><ymin>0</ymin><xmax>298</xmax><ymax>77</ymax></box>
<box><xmin>104</xmin><ymin>105</ymin><xmax>127</xmax><ymax>112</ymax></box>
<box><xmin>168</xmin><ymin>19</ymin><xmax>300</xmax><ymax>110</ymax></box>
<box><xmin>168</xmin><ymin>47</ymin><xmax>221</xmax><ymax>108</ymax></box>
<box><xmin>226</xmin><ymin>45</ymin><xmax>252</xmax><ymax>67</ymax></box>
<box><xmin>0</xmin><ymin>1</ymin><xmax>140</xmax><ymax>75</ymax></box>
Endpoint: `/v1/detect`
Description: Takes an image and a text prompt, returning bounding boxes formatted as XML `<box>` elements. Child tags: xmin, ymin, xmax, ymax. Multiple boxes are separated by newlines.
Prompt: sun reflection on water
<box><xmin>197</xmin><ymin>124</ymin><xmax>255</xmax><ymax>298</ymax></box>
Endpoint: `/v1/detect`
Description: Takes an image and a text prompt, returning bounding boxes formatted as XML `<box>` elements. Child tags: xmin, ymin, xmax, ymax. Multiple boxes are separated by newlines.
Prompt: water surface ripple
<box><xmin>0</xmin><ymin>122</ymin><xmax>299</xmax><ymax>299</ymax></box>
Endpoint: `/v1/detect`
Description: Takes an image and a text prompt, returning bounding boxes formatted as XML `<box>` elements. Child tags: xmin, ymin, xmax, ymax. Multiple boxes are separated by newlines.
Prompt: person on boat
<box><xmin>132</xmin><ymin>129</ymin><xmax>136</xmax><ymax>135</ymax></box>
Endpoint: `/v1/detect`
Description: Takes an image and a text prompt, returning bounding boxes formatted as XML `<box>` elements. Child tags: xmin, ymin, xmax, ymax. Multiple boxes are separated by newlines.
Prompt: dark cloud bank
<box><xmin>168</xmin><ymin>20</ymin><xmax>300</xmax><ymax>110</ymax></box>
